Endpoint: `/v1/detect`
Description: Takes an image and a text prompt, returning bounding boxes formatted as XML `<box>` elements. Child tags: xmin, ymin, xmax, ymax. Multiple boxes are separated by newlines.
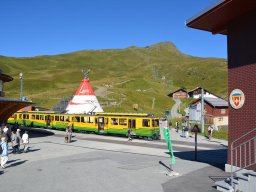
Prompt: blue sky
<box><xmin>0</xmin><ymin>0</ymin><xmax>226</xmax><ymax>58</ymax></box>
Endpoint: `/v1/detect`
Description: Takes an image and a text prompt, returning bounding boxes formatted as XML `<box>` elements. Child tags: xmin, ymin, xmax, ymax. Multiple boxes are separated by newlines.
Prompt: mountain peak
<box><xmin>147</xmin><ymin>41</ymin><xmax>181</xmax><ymax>54</ymax></box>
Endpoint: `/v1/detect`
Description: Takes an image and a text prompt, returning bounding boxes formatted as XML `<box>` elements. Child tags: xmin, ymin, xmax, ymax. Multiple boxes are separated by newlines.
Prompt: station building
<box><xmin>187</xmin><ymin>0</ymin><xmax>256</xmax><ymax>171</ymax></box>
<box><xmin>0</xmin><ymin>70</ymin><xmax>32</xmax><ymax>124</ymax></box>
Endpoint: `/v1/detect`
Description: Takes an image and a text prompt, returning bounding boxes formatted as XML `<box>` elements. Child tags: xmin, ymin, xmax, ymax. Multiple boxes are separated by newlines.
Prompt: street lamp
<box><xmin>19</xmin><ymin>72</ymin><xmax>23</xmax><ymax>100</ymax></box>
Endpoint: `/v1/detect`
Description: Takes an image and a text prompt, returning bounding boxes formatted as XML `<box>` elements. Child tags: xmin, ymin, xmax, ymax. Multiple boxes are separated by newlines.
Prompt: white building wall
<box><xmin>213</xmin><ymin>116</ymin><xmax>228</xmax><ymax>130</ymax></box>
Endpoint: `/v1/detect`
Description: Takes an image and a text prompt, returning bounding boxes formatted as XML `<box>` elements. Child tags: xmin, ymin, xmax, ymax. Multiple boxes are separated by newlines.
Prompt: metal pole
<box><xmin>195</xmin><ymin>132</ymin><xmax>198</xmax><ymax>161</ymax></box>
<box><xmin>19</xmin><ymin>72</ymin><xmax>23</xmax><ymax>100</ymax></box>
<box><xmin>201</xmin><ymin>88</ymin><xmax>204</xmax><ymax>133</ymax></box>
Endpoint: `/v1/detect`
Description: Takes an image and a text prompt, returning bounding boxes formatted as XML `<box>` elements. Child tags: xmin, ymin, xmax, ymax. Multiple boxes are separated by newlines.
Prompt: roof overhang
<box><xmin>0</xmin><ymin>73</ymin><xmax>13</xmax><ymax>82</ymax></box>
<box><xmin>186</xmin><ymin>0</ymin><xmax>256</xmax><ymax>35</ymax></box>
<box><xmin>0</xmin><ymin>98</ymin><xmax>33</xmax><ymax>123</ymax></box>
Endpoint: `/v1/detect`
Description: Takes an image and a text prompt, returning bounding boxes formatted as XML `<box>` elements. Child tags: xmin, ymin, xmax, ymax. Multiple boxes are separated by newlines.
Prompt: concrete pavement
<box><xmin>0</xmin><ymin>127</ymin><xmax>229</xmax><ymax>192</ymax></box>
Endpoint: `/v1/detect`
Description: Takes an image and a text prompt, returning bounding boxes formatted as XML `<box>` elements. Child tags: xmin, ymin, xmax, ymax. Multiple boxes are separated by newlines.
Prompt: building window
<box><xmin>221</xmin><ymin>109</ymin><xmax>226</xmax><ymax>114</ymax></box>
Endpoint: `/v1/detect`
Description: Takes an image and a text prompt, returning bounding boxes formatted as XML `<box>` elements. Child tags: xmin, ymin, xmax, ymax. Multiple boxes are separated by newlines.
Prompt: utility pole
<box><xmin>201</xmin><ymin>88</ymin><xmax>204</xmax><ymax>133</ymax></box>
<box><xmin>19</xmin><ymin>72</ymin><xmax>23</xmax><ymax>100</ymax></box>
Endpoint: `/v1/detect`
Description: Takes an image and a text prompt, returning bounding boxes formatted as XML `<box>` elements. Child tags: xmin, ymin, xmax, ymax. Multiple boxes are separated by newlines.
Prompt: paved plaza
<box><xmin>0</xmin><ymin>127</ymin><xmax>229</xmax><ymax>192</ymax></box>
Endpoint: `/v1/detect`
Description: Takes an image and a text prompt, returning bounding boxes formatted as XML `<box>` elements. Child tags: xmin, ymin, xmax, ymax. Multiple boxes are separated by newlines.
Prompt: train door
<box><xmin>45</xmin><ymin>115</ymin><xmax>52</xmax><ymax>127</ymax></box>
<box><xmin>98</xmin><ymin>117</ymin><xmax>104</xmax><ymax>133</ymax></box>
<box><xmin>128</xmin><ymin>119</ymin><xmax>136</xmax><ymax>135</ymax></box>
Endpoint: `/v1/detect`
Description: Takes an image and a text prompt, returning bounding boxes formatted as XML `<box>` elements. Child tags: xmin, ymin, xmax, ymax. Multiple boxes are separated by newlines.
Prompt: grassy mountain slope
<box><xmin>0</xmin><ymin>42</ymin><xmax>227</xmax><ymax>117</ymax></box>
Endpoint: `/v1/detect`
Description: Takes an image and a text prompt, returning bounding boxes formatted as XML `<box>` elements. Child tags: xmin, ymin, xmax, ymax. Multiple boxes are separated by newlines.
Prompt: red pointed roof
<box><xmin>74</xmin><ymin>79</ymin><xmax>95</xmax><ymax>96</ymax></box>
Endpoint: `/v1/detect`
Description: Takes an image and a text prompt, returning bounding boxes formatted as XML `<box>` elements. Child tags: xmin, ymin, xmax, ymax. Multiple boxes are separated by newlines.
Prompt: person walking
<box><xmin>11</xmin><ymin>130</ymin><xmax>19</xmax><ymax>154</ymax></box>
<box><xmin>66</xmin><ymin>126</ymin><xmax>72</xmax><ymax>143</ymax></box>
<box><xmin>16</xmin><ymin>129</ymin><xmax>22</xmax><ymax>152</ymax></box>
<box><xmin>1</xmin><ymin>136</ymin><xmax>8</xmax><ymax>169</ymax></box>
<box><xmin>175</xmin><ymin>121</ymin><xmax>179</xmax><ymax>133</ymax></box>
<box><xmin>208</xmin><ymin>125</ymin><xmax>214</xmax><ymax>139</ymax></box>
<box><xmin>22</xmin><ymin>131</ymin><xmax>29</xmax><ymax>152</ymax></box>
<box><xmin>0</xmin><ymin>126</ymin><xmax>3</xmax><ymax>135</ymax></box>
<box><xmin>127</xmin><ymin>128</ymin><xmax>132</xmax><ymax>141</ymax></box>
<box><xmin>3</xmin><ymin>125</ymin><xmax>8</xmax><ymax>134</ymax></box>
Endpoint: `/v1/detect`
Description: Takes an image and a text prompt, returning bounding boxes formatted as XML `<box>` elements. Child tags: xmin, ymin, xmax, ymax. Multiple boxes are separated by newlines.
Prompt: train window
<box><xmin>105</xmin><ymin>118</ymin><xmax>108</xmax><ymax>124</ymax></box>
<box><xmin>36</xmin><ymin>115</ymin><xmax>39</xmax><ymax>120</ymax></box>
<box><xmin>142</xmin><ymin>119</ymin><xmax>150</xmax><ymax>127</ymax></box>
<box><xmin>88</xmin><ymin>117</ymin><xmax>94</xmax><ymax>123</ymax></box>
<box><xmin>60</xmin><ymin>116</ymin><xmax>64</xmax><ymax>121</ymax></box>
<box><xmin>152</xmin><ymin>119</ymin><xmax>159</xmax><ymax>127</ymax></box>
<box><xmin>26</xmin><ymin>114</ymin><xmax>29</xmax><ymax>119</ymax></box>
<box><xmin>119</xmin><ymin>118</ymin><xmax>127</xmax><ymax>126</ymax></box>
<box><xmin>111</xmin><ymin>118</ymin><xmax>118</xmax><ymax>125</ymax></box>
<box><xmin>75</xmin><ymin>116</ymin><xmax>80</xmax><ymax>122</ymax></box>
<box><xmin>81</xmin><ymin>116</ymin><xmax>86</xmax><ymax>123</ymax></box>
<box><xmin>51</xmin><ymin>116</ymin><xmax>54</xmax><ymax>121</ymax></box>
<box><xmin>31</xmin><ymin>115</ymin><xmax>35</xmax><ymax>120</ymax></box>
<box><xmin>66</xmin><ymin>116</ymin><xmax>70</xmax><ymax>122</ymax></box>
<box><xmin>40</xmin><ymin>115</ymin><xmax>44</xmax><ymax>120</ymax></box>
<box><xmin>55</xmin><ymin>116</ymin><xmax>59</xmax><ymax>121</ymax></box>
<box><xmin>19</xmin><ymin>114</ymin><xmax>22</xmax><ymax>119</ymax></box>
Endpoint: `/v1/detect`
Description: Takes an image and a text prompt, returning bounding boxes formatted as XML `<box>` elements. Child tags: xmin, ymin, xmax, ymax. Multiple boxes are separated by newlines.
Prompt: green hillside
<box><xmin>0</xmin><ymin>42</ymin><xmax>227</xmax><ymax>117</ymax></box>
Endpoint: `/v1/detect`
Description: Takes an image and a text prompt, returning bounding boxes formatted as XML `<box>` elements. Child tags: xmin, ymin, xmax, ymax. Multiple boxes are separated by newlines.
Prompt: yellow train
<box><xmin>8</xmin><ymin>111</ymin><xmax>160</xmax><ymax>139</ymax></box>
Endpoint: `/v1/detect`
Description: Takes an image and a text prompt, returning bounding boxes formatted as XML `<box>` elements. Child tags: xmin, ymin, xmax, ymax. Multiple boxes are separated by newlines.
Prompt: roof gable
<box><xmin>167</xmin><ymin>88</ymin><xmax>187</xmax><ymax>97</ymax></box>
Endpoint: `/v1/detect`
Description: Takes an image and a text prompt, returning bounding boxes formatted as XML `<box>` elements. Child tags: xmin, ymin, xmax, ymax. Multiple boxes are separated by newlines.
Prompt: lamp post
<box><xmin>19</xmin><ymin>72</ymin><xmax>23</xmax><ymax>100</ymax></box>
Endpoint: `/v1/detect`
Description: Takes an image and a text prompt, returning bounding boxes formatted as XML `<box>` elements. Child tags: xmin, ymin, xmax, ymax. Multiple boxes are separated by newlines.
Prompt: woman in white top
<box><xmin>21</xmin><ymin>131</ymin><xmax>29</xmax><ymax>152</ymax></box>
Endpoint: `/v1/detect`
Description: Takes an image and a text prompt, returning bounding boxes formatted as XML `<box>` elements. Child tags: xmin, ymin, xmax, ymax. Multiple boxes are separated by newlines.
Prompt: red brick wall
<box><xmin>227</xmin><ymin>11</ymin><xmax>256</xmax><ymax>169</ymax></box>
<box><xmin>196</xmin><ymin>101</ymin><xmax>228</xmax><ymax>117</ymax></box>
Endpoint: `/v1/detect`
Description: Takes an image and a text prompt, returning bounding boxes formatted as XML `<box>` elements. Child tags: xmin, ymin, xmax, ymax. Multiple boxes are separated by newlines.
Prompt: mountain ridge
<box><xmin>1</xmin><ymin>41</ymin><xmax>227</xmax><ymax>116</ymax></box>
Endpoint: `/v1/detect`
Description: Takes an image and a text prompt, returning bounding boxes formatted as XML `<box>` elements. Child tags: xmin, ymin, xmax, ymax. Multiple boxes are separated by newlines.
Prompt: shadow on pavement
<box><xmin>159</xmin><ymin>160</ymin><xmax>172</xmax><ymax>172</ymax></box>
<box><xmin>6</xmin><ymin>160</ymin><xmax>28</xmax><ymax>168</ymax></box>
<box><xmin>23</xmin><ymin>148</ymin><xmax>40</xmax><ymax>153</ymax></box>
<box><xmin>162</xmin><ymin>166</ymin><xmax>228</xmax><ymax>192</ymax></box>
<box><xmin>6</xmin><ymin>159</ymin><xmax>21</xmax><ymax>164</ymax></box>
<box><xmin>172</xmin><ymin>149</ymin><xmax>227</xmax><ymax>170</ymax></box>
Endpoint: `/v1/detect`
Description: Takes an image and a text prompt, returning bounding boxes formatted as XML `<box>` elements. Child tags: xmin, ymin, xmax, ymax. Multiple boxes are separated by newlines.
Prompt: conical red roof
<box><xmin>74</xmin><ymin>79</ymin><xmax>95</xmax><ymax>96</ymax></box>
<box><xmin>65</xmin><ymin>78</ymin><xmax>103</xmax><ymax>114</ymax></box>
